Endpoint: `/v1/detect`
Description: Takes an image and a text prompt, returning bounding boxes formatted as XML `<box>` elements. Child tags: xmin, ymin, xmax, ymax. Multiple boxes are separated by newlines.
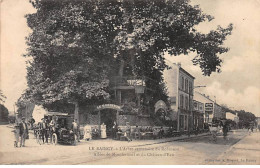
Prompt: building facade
<box><xmin>193</xmin><ymin>100</ymin><xmax>204</xmax><ymax>129</ymax></box>
<box><xmin>194</xmin><ymin>92</ymin><xmax>225</xmax><ymax>124</ymax></box>
<box><xmin>163</xmin><ymin>62</ymin><xmax>195</xmax><ymax>132</ymax></box>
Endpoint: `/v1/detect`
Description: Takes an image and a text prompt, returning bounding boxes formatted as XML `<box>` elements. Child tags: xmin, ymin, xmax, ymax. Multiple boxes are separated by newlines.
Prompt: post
<box><xmin>98</xmin><ymin>110</ymin><xmax>101</xmax><ymax>130</ymax></box>
<box><xmin>116</xmin><ymin>110</ymin><xmax>119</xmax><ymax>125</ymax></box>
<box><xmin>74</xmin><ymin>101</ymin><xmax>79</xmax><ymax>124</ymax></box>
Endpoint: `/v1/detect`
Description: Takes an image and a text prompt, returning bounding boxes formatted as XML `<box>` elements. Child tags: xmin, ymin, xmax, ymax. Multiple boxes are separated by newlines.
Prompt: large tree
<box><xmin>0</xmin><ymin>90</ymin><xmax>9</xmax><ymax>122</ymax></box>
<box><xmin>24</xmin><ymin>0</ymin><xmax>232</xmax><ymax>119</ymax></box>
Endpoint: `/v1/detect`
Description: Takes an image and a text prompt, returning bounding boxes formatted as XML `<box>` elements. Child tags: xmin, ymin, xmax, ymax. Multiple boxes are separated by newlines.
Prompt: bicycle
<box><xmin>35</xmin><ymin>129</ymin><xmax>44</xmax><ymax>145</ymax></box>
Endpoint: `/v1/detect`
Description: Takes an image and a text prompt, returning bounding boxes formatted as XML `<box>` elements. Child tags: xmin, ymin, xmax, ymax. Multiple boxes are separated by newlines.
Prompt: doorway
<box><xmin>100</xmin><ymin>109</ymin><xmax>117</xmax><ymax>138</ymax></box>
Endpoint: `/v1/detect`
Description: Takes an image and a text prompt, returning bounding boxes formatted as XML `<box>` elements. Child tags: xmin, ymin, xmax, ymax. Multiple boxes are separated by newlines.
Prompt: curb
<box><xmin>216</xmin><ymin>133</ymin><xmax>248</xmax><ymax>160</ymax></box>
<box><xmin>128</xmin><ymin>133</ymin><xmax>210</xmax><ymax>148</ymax></box>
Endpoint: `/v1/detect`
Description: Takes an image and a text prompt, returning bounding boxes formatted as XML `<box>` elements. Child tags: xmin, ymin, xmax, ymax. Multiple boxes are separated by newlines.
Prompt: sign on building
<box><xmin>205</xmin><ymin>103</ymin><xmax>213</xmax><ymax>112</ymax></box>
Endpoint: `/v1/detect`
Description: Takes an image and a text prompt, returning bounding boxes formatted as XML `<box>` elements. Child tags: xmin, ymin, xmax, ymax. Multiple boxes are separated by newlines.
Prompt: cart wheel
<box><xmin>36</xmin><ymin>134</ymin><xmax>43</xmax><ymax>145</ymax></box>
<box><xmin>52</xmin><ymin>133</ymin><xmax>58</xmax><ymax>145</ymax></box>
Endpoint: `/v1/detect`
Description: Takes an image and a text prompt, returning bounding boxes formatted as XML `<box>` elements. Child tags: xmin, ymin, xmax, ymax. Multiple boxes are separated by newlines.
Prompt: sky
<box><xmin>1</xmin><ymin>0</ymin><xmax>260</xmax><ymax>117</ymax></box>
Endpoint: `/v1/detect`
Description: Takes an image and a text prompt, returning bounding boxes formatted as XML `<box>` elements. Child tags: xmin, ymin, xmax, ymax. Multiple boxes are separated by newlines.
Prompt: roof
<box><xmin>179</xmin><ymin>67</ymin><xmax>195</xmax><ymax>79</ymax></box>
<box><xmin>195</xmin><ymin>91</ymin><xmax>215</xmax><ymax>103</ymax></box>
<box><xmin>165</xmin><ymin>60</ymin><xmax>195</xmax><ymax>79</ymax></box>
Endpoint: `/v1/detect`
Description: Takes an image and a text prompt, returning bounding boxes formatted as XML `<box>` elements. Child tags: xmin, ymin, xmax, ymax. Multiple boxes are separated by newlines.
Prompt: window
<box><xmin>185</xmin><ymin>96</ymin><xmax>188</xmax><ymax>110</ymax></box>
<box><xmin>185</xmin><ymin>79</ymin><xmax>188</xmax><ymax>92</ymax></box>
<box><xmin>184</xmin><ymin>115</ymin><xmax>188</xmax><ymax>130</ymax></box>
<box><xmin>181</xmin><ymin>77</ymin><xmax>184</xmax><ymax>90</ymax></box>
<box><xmin>189</xmin><ymin>81</ymin><xmax>192</xmax><ymax>94</ymax></box>
<box><xmin>169</xmin><ymin>96</ymin><xmax>176</xmax><ymax>105</ymax></box>
<box><xmin>179</xmin><ymin>115</ymin><xmax>184</xmax><ymax>129</ymax></box>
<box><xmin>189</xmin><ymin>97</ymin><xmax>192</xmax><ymax>111</ymax></box>
<box><xmin>180</xmin><ymin>94</ymin><xmax>184</xmax><ymax>109</ymax></box>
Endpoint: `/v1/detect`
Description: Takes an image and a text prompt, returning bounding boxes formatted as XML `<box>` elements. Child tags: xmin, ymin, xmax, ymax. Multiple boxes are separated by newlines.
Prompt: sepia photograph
<box><xmin>0</xmin><ymin>0</ymin><xmax>259</xmax><ymax>165</ymax></box>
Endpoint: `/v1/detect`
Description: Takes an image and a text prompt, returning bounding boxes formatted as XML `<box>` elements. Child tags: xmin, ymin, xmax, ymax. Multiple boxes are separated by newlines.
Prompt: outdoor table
<box><xmin>144</xmin><ymin>132</ymin><xmax>153</xmax><ymax>139</ymax></box>
<box><xmin>173</xmin><ymin>131</ymin><xmax>181</xmax><ymax>137</ymax></box>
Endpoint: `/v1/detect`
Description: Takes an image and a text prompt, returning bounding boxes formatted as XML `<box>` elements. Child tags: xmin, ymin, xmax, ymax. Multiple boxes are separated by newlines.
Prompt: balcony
<box><xmin>110</xmin><ymin>76</ymin><xmax>147</xmax><ymax>90</ymax></box>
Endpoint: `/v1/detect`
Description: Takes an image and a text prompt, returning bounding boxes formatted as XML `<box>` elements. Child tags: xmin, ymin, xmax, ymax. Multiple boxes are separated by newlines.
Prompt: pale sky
<box><xmin>1</xmin><ymin>0</ymin><xmax>260</xmax><ymax>117</ymax></box>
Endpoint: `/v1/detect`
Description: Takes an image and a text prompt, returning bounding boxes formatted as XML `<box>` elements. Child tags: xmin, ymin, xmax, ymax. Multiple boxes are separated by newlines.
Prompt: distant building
<box><xmin>163</xmin><ymin>62</ymin><xmax>195</xmax><ymax>132</ymax></box>
<box><xmin>214</xmin><ymin>103</ymin><xmax>226</xmax><ymax>120</ymax></box>
<box><xmin>256</xmin><ymin>117</ymin><xmax>260</xmax><ymax>129</ymax></box>
<box><xmin>226</xmin><ymin>112</ymin><xmax>239</xmax><ymax>123</ymax></box>
<box><xmin>193</xmin><ymin>100</ymin><xmax>204</xmax><ymax>129</ymax></box>
<box><xmin>194</xmin><ymin>92</ymin><xmax>225</xmax><ymax>123</ymax></box>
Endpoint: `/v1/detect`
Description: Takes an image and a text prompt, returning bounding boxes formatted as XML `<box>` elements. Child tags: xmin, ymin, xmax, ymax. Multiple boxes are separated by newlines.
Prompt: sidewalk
<box><xmin>217</xmin><ymin>131</ymin><xmax>260</xmax><ymax>165</ymax></box>
<box><xmin>0</xmin><ymin>125</ymin><xmax>210</xmax><ymax>164</ymax></box>
<box><xmin>69</xmin><ymin>132</ymin><xmax>210</xmax><ymax>148</ymax></box>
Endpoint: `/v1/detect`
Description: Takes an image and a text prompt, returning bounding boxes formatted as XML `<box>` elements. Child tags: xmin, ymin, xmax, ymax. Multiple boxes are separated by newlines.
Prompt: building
<box><xmin>256</xmin><ymin>117</ymin><xmax>260</xmax><ymax>129</ymax></box>
<box><xmin>194</xmin><ymin>92</ymin><xmax>225</xmax><ymax>123</ymax></box>
<box><xmin>226</xmin><ymin>112</ymin><xmax>239</xmax><ymax>123</ymax></box>
<box><xmin>163</xmin><ymin>62</ymin><xmax>195</xmax><ymax>132</ymax></box>
<box><xmin>193</xmin><ymin>100</ymin><xmax>204</xmax><ymax>129</ymax></box>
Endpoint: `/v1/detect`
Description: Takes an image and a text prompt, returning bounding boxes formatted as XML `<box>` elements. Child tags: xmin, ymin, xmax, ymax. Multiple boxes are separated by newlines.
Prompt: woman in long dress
<box><xmin>84</xmin><ymin>125</ymin><xmax>92</xmax><ymax>141</ymax></box>
<box><xmin>100</xmin><ymin>123</ymin><xmax>107</xmax><ymax>139</ymax></box>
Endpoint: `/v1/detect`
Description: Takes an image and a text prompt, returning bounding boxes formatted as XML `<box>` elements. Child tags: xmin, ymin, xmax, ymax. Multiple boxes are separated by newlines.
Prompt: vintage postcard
<box><xmin>0</xmin><ymin>0</ymin><xmax>259</xmax><ymax>165</ymax></box>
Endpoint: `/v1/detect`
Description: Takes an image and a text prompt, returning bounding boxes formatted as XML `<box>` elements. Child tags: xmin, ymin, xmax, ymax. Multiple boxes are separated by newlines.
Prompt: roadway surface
<box><xmin>0</xmin><ymin>125</ymin><xmax>259</xmax><ymax>165</ymax></box>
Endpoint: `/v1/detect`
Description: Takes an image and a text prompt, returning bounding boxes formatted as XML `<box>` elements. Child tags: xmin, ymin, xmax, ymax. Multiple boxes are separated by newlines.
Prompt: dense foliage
<box><xmin>23</xmin><ymin>0</ymin><xmax>233</xmax><ymax>114</ymax></box>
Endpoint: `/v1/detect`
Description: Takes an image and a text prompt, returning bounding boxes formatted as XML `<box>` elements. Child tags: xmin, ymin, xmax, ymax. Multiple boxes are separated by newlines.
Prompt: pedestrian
<box><xmin>125</xmin><ymin>122</ymin><xmax>132</xmax><ymax>142</ymax></box>
<box><xmin>159</xmin><ymin>127</ymin><xmax>164</xmax><ymax>139</ymax></box>
<box><xmin>84</xmin><ymin>125</ymin><xmax>92</xmax><ymax>141</ymax></box>
<box><xmin>13</xmin><ymin>118</ymin><xmax>20</xmax><ymax>147</ymax></box>
<box><xmin>49</xmin><ymin>116</ymin><xmax>57</xmax><ymax>143</ymax></box>
<box><xmin>111</xmin><ymin>121</ymin><xmax>117</xmax><ymax>139</ymax></box>
<box><xmin>223</xmin><ymin>122</ymin><xmax>228</xmax><ymax>140</ymax></box>
<box><xmin>100</xmin><ymin>123</ymin><xmax>107</xmax><ymax>139</ymax></box>
<box><xmin>19</xmin><ymin>117</ymin><xmax>29</xmax><ymax>147</ymax></box>
<box><xmin>40</xmin><ymin>118</ymin><xmax>48</xmax><ymax>143</ymax></box>
<box><xmin>72</xmin><ymin>119</ymin><xmax>80</xmax><ymax>142</ymax></box>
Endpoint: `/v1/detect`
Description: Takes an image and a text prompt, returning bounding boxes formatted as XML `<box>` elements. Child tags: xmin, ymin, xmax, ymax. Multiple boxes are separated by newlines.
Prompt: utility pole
<box><xmin>189</xmin><ymin>85</ymin><xmax>206</xmax><ymax>135</ymax></box>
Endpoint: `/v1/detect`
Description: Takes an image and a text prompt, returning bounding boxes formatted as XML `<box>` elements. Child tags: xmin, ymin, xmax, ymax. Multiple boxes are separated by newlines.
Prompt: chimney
<box><xmin>177</xmin><ymin>62</ymin><xmax>181</xmax><ymax>67</ymax></box>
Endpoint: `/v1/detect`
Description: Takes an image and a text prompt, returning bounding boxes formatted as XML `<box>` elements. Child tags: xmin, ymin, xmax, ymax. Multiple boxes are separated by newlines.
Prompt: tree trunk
<box><xmin>74</xmin><ymin>101</ymin><xmax>79</xmax><ymax>124</ymax></box>
<box><xmin>118</xmin><ymin>59</ymin><xmax>125</xmax><ymax>77</ymax></box>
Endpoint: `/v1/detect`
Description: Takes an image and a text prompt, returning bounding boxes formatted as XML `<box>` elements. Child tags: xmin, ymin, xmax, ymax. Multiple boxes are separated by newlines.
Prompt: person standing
<box><xmin>100</xmin><ymin>123</ymin><xmax>107</xmax><ymax>139</ymax></box>
<box><xmin>223</xmin><ymin>121</ymin><xmax>228</xmax><ymax>140</ymax></box>
<box><xmin>72</xmin><ymin>119</ymin><xmax>80</xmax><ymax>142</ymax></box>
<box><xmin>13</xmin><ymin>118</ymin><xmax>20</xmax><ymax>147</ymax></box>
<box><xmin>84</xmin><ymin>125</ymin><xmax>92</xmax><ymax>141</ymax></box>
<box><xmin>111</xmin><ymin>121</ymin><xmax>117</xmax><ymax>139</ymax></box>
<box><xmin>40</xmin><ymin>118</ymin><xmax>48</xmax><ymax>144</ymax></box>
<box><xmin>49</xmin><ymin>116</ymin><xmax>56</xmax><ymax>143</ymax></box>
<box><xmin>19</xmin><ymin>117</ymin><xmax>28</xmax><ymax>147</ymax></box>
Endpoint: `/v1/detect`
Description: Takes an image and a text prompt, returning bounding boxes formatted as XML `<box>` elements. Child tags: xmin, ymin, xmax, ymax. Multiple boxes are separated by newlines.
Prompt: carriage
<box><xmin>35</xmin><ymin>112</ymin><xmax>76</xmax><ymax>145</ymax></box>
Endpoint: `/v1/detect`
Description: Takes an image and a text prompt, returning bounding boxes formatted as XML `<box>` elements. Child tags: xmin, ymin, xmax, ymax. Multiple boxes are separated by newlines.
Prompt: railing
<box><xmin>110</xmin><ymin>76</ymin><xmax>146</xmax><ymax>87</ymax></box>
<box><xmin>110</xmin><ymin>76</ymin><xmax>158</xmax><ymax>92</ymax></box>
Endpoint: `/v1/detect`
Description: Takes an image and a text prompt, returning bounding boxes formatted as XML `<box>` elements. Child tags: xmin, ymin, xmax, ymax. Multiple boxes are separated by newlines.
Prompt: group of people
<box><xmin>34</xmin><ymin>116</ymin><xmax>59</xmax><ymax>144</ymax></box>
<box><xmin>134</xmin><ymin>126</ymin><xmax>165</xmax><ymax>139</ymax></box>
<box><xmin>111</xmin><ymin>123</ymin><xmax>166</xmax><ymax>141</ymax></box>
<box><xmin>13</xmin><ymin>117</ymin><xmax>28</xmax><ymax>147</ymax></box>
<box><xmin>209</xmin><ymin>120</ymin><xmax>229</xmax><ymax>141</ymax></box>
<box><xmin>83</xmin><ymin>123</ymin><xmax>107</xmax><ymax>141</ymax></box>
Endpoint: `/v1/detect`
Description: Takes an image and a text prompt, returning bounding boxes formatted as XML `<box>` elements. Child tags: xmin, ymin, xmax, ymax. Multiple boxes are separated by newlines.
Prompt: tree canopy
<box><xmin>23</xmin><ymin>0</ymin><xmax>233</xmax><ymax>111</ymax></box>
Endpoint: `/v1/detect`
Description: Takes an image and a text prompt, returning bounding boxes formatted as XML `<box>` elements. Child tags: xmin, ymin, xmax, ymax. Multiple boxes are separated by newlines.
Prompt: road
<box><xmin>0</xmin><ymin>125</ymin><xmax>259</xmax><ymax>165</ymax></box>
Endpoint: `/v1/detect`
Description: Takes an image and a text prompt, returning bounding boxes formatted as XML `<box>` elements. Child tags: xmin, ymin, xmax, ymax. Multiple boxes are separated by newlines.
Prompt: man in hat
<box><xmin>40</xmin><ymin>118</ymin><xmax>49</xmax><ymax>143</ymax></box>
<box><xmin>19</xmin><ymin>117</ymin><xmax>28</xmax><ymax>147</ymax></box>
<box><xmin>72</xmin><ymin>119</ymin><xmax>80</xmax><ymax>142</ymax></box>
